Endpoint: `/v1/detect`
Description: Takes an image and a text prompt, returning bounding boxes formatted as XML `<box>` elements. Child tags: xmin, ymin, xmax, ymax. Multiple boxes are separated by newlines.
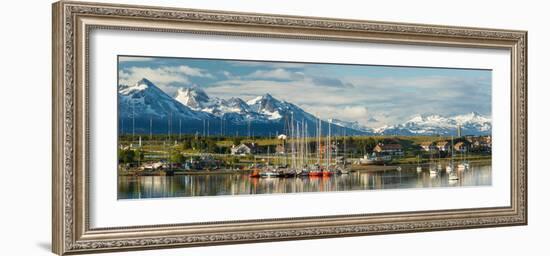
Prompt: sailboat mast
<box><xmin>132</xmin><ymin>99</ymin><xmax>135</xmax><ymax>141</ymax></box>
<box><xmin>451</xmin><ymin>135</ymin><xmax>454</xmax><ymax>165</ymax></box>
<box><xmin>317</xmin><ymin>118</ymin><xmax>323</xmax><ymax>165</ymax></box>
<box><xmin>305</xmin><ymin>122</ymin><xmax>308</xmax><ymax>166</ymax></box>
<box><xmin>343</xmin><ymin>128</ymin><xmax>346</xmax><ymax>163</ymax></box>
<box><xmin>328</xmin><ymin>120</ymin><xmax>332</xmax><ymax>167</ymax></box>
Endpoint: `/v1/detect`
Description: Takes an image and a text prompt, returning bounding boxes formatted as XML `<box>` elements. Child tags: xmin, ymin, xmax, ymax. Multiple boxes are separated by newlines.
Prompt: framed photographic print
<box><xmin>52</xmin><ymin>1</ymin><xmax>527</xmax><ymax>255</ymax></box>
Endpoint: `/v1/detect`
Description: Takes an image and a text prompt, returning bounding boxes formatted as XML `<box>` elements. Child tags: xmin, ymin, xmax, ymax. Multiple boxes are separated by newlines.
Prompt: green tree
<box><xmin>206</xmin><ymin>140</ymin><xmax>219</xmax><ymax>153</ymax></box>
<box><xmin>170</xmin><ymin>151</ymin><xmax>186</xmax><ymax>163</ymax></box>
<box><xmin>118</xmin><ymin>149</ymin><xmax>136</xmax><ymax>164</ymax></box>
<box><xmin>366</xmin><ymin>137</ymin><xmax>377</xmax><ymax>152</ymax></box>
<box><xmin>182</xmin><ymin>139</ymin><xmax>192</xmax><ymax>150</ymax></box>
<box><xmin>232</xmin><ymin>137</ymin><xmax>242</xmax><ymax>146</ymax></box>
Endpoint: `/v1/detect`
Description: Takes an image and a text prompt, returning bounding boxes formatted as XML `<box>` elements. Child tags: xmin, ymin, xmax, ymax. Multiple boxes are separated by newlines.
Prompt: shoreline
<box><xmin>119</xmin><ymin>158</ymin><xmax>491</xmax><ymax>176</ymax></box>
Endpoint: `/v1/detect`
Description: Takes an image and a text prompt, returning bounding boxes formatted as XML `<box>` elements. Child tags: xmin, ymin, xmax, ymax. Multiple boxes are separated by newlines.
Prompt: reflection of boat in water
<box><xmin>250</xmin><ymin>169</ymin><xmax>261</xmax><ymax>178</ymax></box>
<box><xmin>457</xmin><ymin>140</ymin><xmax>470</xmax><ymax>171</ymax></box>
<box><xmin>338</xmin><ymin>166</ymin><xmax>350</xmax><ymax>175</ymax></box>
<box><xmin>457</xmin><ymin>162</ymin><xmax>469</xmax><ymax>171</ymax></box>
<box><xmin>448</xmin><ymin>171</ymin><xmax>459</xmax><ymax>180</ymax></box>
<box><xmin>447</xmin><ymin>136</ymin><xmax>459</xmax><ymax>181</ymax></box>
<box><xmin>416</xmin><ymin>155</ymin><xmax>422</xmax><ymax>173</ymax></box>
<box><xmin>429</xmin><ymin>165</ymin><xmax>438</xmax><ymax>175</ymax></box>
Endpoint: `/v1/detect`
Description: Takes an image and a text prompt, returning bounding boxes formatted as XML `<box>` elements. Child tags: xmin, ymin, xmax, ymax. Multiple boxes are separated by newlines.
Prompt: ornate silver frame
<box><xmin>52</xmin><ymin>1</ymin><xmax>527</xmax><ymax>255</ymax></box>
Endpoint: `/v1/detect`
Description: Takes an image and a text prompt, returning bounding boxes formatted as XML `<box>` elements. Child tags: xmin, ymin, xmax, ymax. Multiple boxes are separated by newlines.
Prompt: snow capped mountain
<box><xmin>247</xmin><ymin>93</ymin><xmax>285</xmax><ymax>120</ymax></box>
<box><xmin>175</xmin><ymin>87</ymin><xmax>229</xmax><ymax>116</ymax></box>
<box><xmin>247</xmin><ymin>93</ymin><xmax>318</xmax><ymax>123</ymax></box>
<box><xmin>175</xmin><ymin>87</ymin><xmax>268</xmax><ymax>123</ymax></box>
<box><xmin>118</xmin><ymin>78</ymin><xmax>491</xmax><ymax>136</ymax></box>
<box><xmin>174</xmin><ymin>86</ymin><xmax>211</xmax><ymax>110</ymax></box>
<box><xmin>225</xmin><ymin>97</ymin><xmax>252</xmax><ymax>113</ymax></box>
<box><xmin>118</xmin><ymin>78</ymin><xmax>207</xmax><ymax>120</ymax></box>
<box><xmin>375</xmin><ymin>112</ymin><xmax>491</xmax><ymax>136</ymax></box>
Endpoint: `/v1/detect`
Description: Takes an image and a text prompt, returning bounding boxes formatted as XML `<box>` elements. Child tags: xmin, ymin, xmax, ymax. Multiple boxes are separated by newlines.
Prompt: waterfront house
<box><xmin>373</xmin><ymin>143</ymin><xmax>403</xmax><ymax>156</ymax></box>
<box><xmin>466</xmin><ymin>136</ymin><xmax>491</xmax><ymax>152</ymax></box>
<box><xmin>420</xmin><ymin>141</ymin><xmax>436</xmax><ymax>152</ymax></box>
<box><xmin>454</xmin><ymin>141</ymin><xmax>469</xmax><ymax>153</ymax></box>
<box><xmin>436</xmin><ymin>141</ymin><xmax>450</xmax><ymax>152</ymax></box>
<box><xmin>231</xmin><ymin>143</ymin><xmax>258</xmax><ymax>155</ymax></box>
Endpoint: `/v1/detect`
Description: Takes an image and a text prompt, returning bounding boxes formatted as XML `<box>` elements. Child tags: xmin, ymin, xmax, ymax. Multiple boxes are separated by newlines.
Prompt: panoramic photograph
<box><xmin>117</xmin><ymin>55</ymin><xmax>492</xmax><ymax>199</ymax></box>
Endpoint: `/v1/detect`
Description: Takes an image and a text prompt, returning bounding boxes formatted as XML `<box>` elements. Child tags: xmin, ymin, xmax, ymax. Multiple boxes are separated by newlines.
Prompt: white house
<box><xmin>231</xmin><ymin>143</ymin><xmax>257</xmax><ymax>155</ymax></box>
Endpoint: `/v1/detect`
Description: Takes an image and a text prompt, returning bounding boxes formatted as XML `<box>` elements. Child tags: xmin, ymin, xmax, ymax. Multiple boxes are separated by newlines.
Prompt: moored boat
<box><xmin>249</xmin><ymin>169</ymin><xmax>261</xmax><ymax>178</ymax></box>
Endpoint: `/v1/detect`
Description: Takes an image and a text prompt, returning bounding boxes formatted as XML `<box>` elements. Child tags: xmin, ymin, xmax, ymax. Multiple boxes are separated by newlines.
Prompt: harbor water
<box><xmin>118</xmin><ymin>164</ymin><xmax>491</xmax><ymax>199</ymax></box>
<box><xmin>118</xmin><ymin>163</ymin><xmax>491</xmax><ymax>199</ymax></box>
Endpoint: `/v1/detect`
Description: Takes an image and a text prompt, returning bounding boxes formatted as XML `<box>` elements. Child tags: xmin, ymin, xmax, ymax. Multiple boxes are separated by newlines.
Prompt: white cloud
<box><xmin>221</xmin><ymin>71</ymin><xmax>233</xmax><ymax>78</ymax></box>
<box><xmin>118</xmin><ymin>65</ymin><xmax>214</xmax><ymax>94</ymax></box>
<box><xmin>177</xmin><ymin>66</ymin><xmax>213</xmax><ymax>78</ymax></box>
<box><xmin>247</xmin><ymin>68</ymin><xmax>304</xmax><ymax>80</ymax></box>
<box><xmin>119</xmin><ymin>67</ymin><xmax>189</xmax><ymax>87</ymax></box>
<box><xmin>205</xmin><ymin>73</ymin><xmax>490</xmax><ymax>127</ymax></box>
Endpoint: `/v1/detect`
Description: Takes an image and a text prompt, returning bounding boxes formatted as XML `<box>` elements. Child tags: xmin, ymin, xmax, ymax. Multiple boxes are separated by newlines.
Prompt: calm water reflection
<box><xmin>118</xmin><ymin>164</ymin><xmax>491</xmax><ymax>199</ymax></box>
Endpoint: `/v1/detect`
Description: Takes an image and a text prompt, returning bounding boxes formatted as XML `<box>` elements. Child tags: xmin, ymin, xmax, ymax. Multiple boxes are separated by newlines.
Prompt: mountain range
<box><xmin>118</xmin><ymin>78</ymin><xmax>492</xmax><ymax>136</ymax></box>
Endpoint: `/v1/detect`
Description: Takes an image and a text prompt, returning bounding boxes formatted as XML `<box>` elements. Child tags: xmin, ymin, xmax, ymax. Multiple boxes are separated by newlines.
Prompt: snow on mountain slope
<box><xmin>247</xmin><ymin>93</ymin><xmax>318</xmax><ymax>123</ymax></box>
<box><xmin>375</xmin><ymin>112</ymin><xmax>491</xmax><ymax>136</ymax></box>
<box><xmin>119</xmin><ymin>78</ymin><xmax>491</xmax><ymax>136</ymax></box>
<box><xmin>175</xmin><ymin>87</ymin><xmax>267</xmax><ymax>123</ymax></box>
<box><xmin>118</xmin><ymin>78</ymin><xmax>207</xmax><ymax>120</ymax></box>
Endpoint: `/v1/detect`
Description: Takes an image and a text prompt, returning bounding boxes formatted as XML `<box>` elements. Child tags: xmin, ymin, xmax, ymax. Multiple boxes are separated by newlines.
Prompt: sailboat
<box><xmin>322</xmin><ymin>120</ymin><xmax>333</xmax><ymax>177</ymax></box>
<box><xmin>309</xmin><ymin>116</ymin><xmax>323</xmax><ymax>177</ymax></box>
<box><xmin>446</xmin><ymin>136</ymin><xmax>454</xmax><ymax>174</ymax></box>
<box><xmin>428</xmin><ymin>147</ymin><xmax>438</xmax><ymax>175</ymax></box>
<box><xmin>447</xmin><ymin>136</ymin><xmax>459</xmax><ymax>180</ymax></box>
<box><xmin>259</xmin><ymin>144</ymin><xmax>281</xmax><ymax>178</ymax></box>
<box><xmin>457</xmin><ymin>143</ymin><xmax>470</xmax><ymax>171</ymax></box>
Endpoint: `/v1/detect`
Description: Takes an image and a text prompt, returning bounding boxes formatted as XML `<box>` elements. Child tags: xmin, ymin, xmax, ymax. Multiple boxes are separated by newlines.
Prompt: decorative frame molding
<box><xmin>52</xmin><ymin>1</ymin><xmax>527</xmax><ymax>255</ymax></box>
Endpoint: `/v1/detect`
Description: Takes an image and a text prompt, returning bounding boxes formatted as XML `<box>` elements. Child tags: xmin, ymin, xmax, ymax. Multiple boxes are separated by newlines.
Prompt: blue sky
<box><xmin>118</xmin><ymin>55</ymin><xmax>491</xmax><ymax>127</ymax></box>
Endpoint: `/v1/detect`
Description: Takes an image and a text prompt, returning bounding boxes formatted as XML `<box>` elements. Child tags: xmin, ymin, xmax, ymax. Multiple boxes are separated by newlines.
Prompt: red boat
<box><xmin>249</xmin><ymin>169</ymin><xmax>261</xmax><ymax>178</ymax></box>
<box><xmin>322</xmin><ymin>170</ymin><xmax>332</xmax><ymax>177</ymax></box>
<box><xmin>309</xmin><ymin>170</ymin><xmax>322</xmax><ymax>177</ymax></box>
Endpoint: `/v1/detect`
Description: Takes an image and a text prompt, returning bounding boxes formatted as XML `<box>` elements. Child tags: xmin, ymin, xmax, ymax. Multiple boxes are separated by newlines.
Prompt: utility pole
<box><xmin>131</xmin><ymin>99</ymin><xmax>135</xmax><ymax>142</ymax></box>
<box><xmin>149</xmin><ymin>116</ymin><xmax>152</xmax><ymax>140</ymax></box>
